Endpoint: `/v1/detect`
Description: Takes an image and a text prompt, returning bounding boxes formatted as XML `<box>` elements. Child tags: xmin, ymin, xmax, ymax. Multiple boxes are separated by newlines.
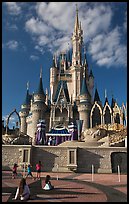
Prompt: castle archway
<box><xmin>111</xmin><ymin>152</ymin><xmax>127</xmax><ymax>173</ymax></box>
<box><xmin>6</xmin><ymin>109</ymin><xmax>21</xmax><ymax>134</ymax></box>
<box><xmin>91</xmin><ymin>105</ymin><xmax>101</xmax><ymax>127</ymax></box>
<box><xmin>103</xmin><ymin>106</ymin><xmax>111</xmax><ymax>124</ymax></box>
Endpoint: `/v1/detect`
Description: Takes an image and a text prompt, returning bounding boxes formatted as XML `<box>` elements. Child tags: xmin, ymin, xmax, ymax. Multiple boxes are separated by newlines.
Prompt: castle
<box><xmin>19</xmin><ymin>7</ymin><xmax>127</xmax><ymax>144</ymax></box>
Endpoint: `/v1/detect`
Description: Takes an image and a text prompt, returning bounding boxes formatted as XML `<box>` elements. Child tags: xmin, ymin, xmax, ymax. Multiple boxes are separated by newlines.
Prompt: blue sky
<box><xmin>2</xmin><ymin>2</ymin><xmax>127</xmax><ymax>128</ymax></box>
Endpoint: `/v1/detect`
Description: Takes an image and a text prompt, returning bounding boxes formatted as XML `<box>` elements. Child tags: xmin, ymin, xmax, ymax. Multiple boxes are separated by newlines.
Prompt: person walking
<box><xmin>42</xmin><ymin>175</ymin><xmax>54</xmax><ymax>190</ymax></box>
<box><xmin>36</xmin><ymin>161</ymin><xmax>42</xmax><ymax>179</ymax></box>
<box><xmin>26</xmin><ymin>164</ymin><xmax>35</xmax><ymax>179</ymax></box>
<box><xmin>12</xmin><ymin>163</ymin><xmax>18</xmax><ymax>179</ymax></box>
<box><xmin>12</xmin><ymin>177</ymin><xmax>30</xmax><ymax>201</ymax></box>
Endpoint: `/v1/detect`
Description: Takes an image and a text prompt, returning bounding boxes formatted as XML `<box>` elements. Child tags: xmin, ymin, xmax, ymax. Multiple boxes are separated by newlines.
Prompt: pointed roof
<box><xmin>89</xmin><ymin>69</ymin><xmax>94</xmax><ymax>78</ymax></box>
<box><xmin>74</xmin><ymin>4</ymin><xmax>79</xmax><ymax>33</ymax></box>
<box><xmin>104</xmin><ymin>97</ymin><xmax>109</xmax><ymax>106</ymax></box>
<box><xmin>111</xmin><ymin>96</ymin><xmax>116</xmax><ymax>109</ymax></box>
<box><xmin>53</xmin><ymin>80</ymin><xmax>70</xmax><ymax>103</ymax></box>
<box><xmin>35</xmin><ymin>66</ymin><xmax>45</xmax><ymax>96</ymax></box>
<box><xmin>23</xmin><ymin>82</ymin><xmax>31</xmax><ymax>105</ymax></box>
<box><xmin>94</xmin><ymin>88</ymin><xmax>101</xmax><ymax>102</ymax></box>
<box><xmin>80</xmin><ymin>75</ymin><xmax>90</xmax><ymax>96</ymax></box>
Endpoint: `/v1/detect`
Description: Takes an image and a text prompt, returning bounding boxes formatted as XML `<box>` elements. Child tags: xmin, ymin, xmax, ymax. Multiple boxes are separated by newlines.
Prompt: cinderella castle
<box><xmin>17</xmin><ymin>7</ymin><xmax>127</xmax><ymax>144</ymax></box>
<box><xmin>2</xmin><ymin>6</ymin><xmax>127</xmax><ymax>174</ymax></box>
<box><xmin>3</xmin><ymin>6</ymin><xmax>127</xmax><ymax>146</ymax></box>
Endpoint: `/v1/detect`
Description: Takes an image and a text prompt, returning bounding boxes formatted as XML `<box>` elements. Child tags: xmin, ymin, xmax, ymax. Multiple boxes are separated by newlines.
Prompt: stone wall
<box><xmin>2</xmin><ymin>145</ymin><xmax>127</xmax><ymax>173</ymax></box>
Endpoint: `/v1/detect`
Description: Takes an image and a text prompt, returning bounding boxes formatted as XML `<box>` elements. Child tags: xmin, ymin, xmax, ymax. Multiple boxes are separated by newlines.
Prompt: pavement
<box><xmin>2</xmin><ymin>171</ymin><xmax>127</xmax><ymax>202</ymax></box>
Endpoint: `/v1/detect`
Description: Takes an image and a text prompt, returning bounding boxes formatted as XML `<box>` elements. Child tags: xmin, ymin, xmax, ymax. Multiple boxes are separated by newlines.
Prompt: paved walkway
<box><xmin>2</xmin><ymin>171</ymin><xmax>127</xmax><ymax>202</ymax></box>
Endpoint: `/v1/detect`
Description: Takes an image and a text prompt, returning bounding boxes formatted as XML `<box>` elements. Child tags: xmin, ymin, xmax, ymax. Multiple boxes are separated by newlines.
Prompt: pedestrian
<box><xmin>48</xmin><ymin>136</ymin><xmax>52</xmax><ymax>145</ymax></box>
<box><xmin>42</xmin><ymin>175</ymin><xmax>54</xmax><ymax>190</ymax></box>
<box><xmin>36</xmin><ymin>161</ymin><xmax>42</xmax><ymax>179</ymax></box>
<box><xmin>12</xmin><ymin>177</ymin><xmax>30</xmax><ymax>201</ymax></box>
<box><xmin>26</xmin><ymin>164</ymin><xmax>35</xmax><ymax>179</ymax></box>
<box><xmin>12</xmin><ymin>163</ymin><xmax>18</xmax><ymax>179</ymax></box>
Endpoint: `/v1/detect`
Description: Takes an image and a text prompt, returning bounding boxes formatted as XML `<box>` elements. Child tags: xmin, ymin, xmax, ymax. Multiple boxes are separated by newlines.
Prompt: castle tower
<box><xmin>78</xmin><ymin>68</ymin><xmax>91</xmax><ymax>131</ymax></box>
<box><xmin>19</xmin><ymin>82</ymin><xmax>30</xmax><ymax>134</ymax></box>
<box><xmin>71</xmin><ymin>5</ymin><xmax>83</xmax><ymax>66</ymax></box>
<box><xmin>50</xmin><ymin>55</ymin><xmax>58</xmax><ymax>102</ymax></box>
<box><xmin>71</xmin><ymin>5</ymin><xmax>83</xmax><ymax>102</ymax></box>
<box><xmin>31</xmin><ymin>66</ymin><xmax>47</xmax><ymax>143</ymax></box>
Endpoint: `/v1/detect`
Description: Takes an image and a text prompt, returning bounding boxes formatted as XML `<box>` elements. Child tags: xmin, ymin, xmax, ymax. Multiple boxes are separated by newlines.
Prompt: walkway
<box><xmin>2</xmin><ymin>171</ymin><xmax>127</xmax><ymax>202</ymax></box>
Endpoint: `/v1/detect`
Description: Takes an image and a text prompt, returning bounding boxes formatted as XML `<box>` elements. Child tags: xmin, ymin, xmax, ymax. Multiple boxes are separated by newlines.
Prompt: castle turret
<box><xmin>50</xmin><ymin>55</ymin><xmax>58</xmax><ymax>102</ymax></box>
<box><xmin>78</xmin><ymin>70</ymin><xmax>91</xmax><ymax>131</ymax></box>
<box><xmin>31</xmin><ymin>67</ymin><xmax>47</xmax><ymax>142</ymax></box>
<box><xmin>88</xmin><ymin>68</ymin><xmax>94</xmax><ymax>98</ymax></box>
<box><xmin>19</xmin><ymin>82</ymin><xmax>31</xmax><ymax>134</ymax></box>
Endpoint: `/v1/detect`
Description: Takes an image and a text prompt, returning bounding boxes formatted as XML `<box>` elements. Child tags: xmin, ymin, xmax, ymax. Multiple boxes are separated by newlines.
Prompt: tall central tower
<box><xmin>71</xmin><ymin>5</ymin><xmax>83</xmax><ymax>66</ymax></box>
<box><xmin>71</xmin><ymin>5</ymin><xmax>83</xmax><ymax>102</ymax></box>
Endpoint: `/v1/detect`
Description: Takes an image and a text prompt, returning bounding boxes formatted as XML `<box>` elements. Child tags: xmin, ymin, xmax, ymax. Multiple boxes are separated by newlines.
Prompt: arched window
<box><xmin>104</xmin><ymin>106</ymin><xmax>111</xmax><ymax>124</ymax></box>
<box><xmin>114</xmin><ymin>113</ymin><xmax>120</xmax><ymax>124</ymax></box>
<box><xmin>92</xmin><ymin>105</ymin><xmax>101</xmax><ymax>127</ymax></box>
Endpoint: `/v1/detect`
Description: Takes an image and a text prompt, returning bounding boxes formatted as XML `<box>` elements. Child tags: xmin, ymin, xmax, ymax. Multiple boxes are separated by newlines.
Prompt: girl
<box><xmin>36</xmin><ymin>161</ymin><xmax>42</xmax><ymax>179</ymax></box>
<box><xmin>12</xmin><ymin>163</ymin><xmax>18</xmax><ymax>179</ymax></box>
<box><xmin>12</xmin><ymin>178</ymin><xmax>30</xmax><ymax>201</ymax></box>
<box><xmin>26</xmin><ymin>164</ymin><xmax>35</xmax><ymax>179</ymax></box>
<box><xmin>43</xmin><ymin>175</ymin><xmax>54</xmax><ymax>190</ymax></box>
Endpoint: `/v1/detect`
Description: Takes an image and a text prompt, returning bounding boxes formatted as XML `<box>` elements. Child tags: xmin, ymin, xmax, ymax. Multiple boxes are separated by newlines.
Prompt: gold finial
<box><xmin>27</xmin><ymin>81</ymin><xmax>29</xmax><ymax>90</ymax></box>
<box><xmin>105</xmin><ymin>89</ymin><xmax>107</xmax><ymax>98</ymax></box>
<box><xmin>76</xmin><ymin>3</ymin><xmax>78</xmax><ymax>13</ymax></box>
<box><xmin>74</xmin><ymin>3</ymin><xmax>79</xmax><ymax>33</ymax></box>
<box><xmin>40</xmin><ymin>65</ymin><xmax>42</xmax><ymax>78</ymax></box>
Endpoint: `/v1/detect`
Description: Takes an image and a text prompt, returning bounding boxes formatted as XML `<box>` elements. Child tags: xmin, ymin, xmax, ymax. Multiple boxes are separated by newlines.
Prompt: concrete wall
<box><xmin>2</xmin><ymin>145</ymin><xmax>127</xmax><ymax>173</ymax></box>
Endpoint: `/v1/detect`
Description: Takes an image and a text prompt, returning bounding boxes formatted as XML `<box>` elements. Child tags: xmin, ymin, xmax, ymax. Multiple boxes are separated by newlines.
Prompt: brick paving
<box><xmin>2</xmin><ymin>171</ymin><xmax>127</xmax><ymax>202</ymax></box>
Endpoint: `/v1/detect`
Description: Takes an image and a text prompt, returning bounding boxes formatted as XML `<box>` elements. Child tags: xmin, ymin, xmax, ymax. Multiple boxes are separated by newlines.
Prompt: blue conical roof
<box><xmin>111</xmin><ymin>96</ymin><xmax>116</xmax><ymax>109</ymax></box>
<box><xmin>35</xmin><ymin>68</ymin><xmax>45</xmax><ymax>96</ymax></box>
<box><xmin>94</xmin><ymin>88</ymin><xmax>101</xmax><ymax>102</ymax></box>
<box><xmin>89</xmin><ymin>69</ymin><xmax>94</xmax><ymax>78</ymax></box>
<box><xmin>23</xmin><ymin>87</ymin><xmax>31</xmax><ymax>106</ymax></box>
<box><xmin>104</xmin><ymin>97</ymin><xmax>109</xmax><ymax>106</ymax></box>
<box><xmin>80</xmin><ymin>76</ymin><xmax>90</xmax><ymax>96</ymax></box>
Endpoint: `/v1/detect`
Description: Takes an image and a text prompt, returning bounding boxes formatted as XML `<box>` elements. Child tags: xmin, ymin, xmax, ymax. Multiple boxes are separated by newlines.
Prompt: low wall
<box><xmin>2</xmin><ymin>145</ymin><xmax>127</xmax><ymax>173</ymax></box>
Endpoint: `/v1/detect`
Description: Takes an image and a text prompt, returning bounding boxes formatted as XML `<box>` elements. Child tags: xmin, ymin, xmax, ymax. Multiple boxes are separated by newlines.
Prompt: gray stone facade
<box><xmin>2</xmin><ymin>145</ymin><xmax>127</xmax><ymax>173</ymax></box>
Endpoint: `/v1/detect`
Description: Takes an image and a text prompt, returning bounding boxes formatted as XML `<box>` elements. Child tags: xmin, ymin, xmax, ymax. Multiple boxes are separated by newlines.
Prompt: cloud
<box><xmin>25</xmin><ymin>2</ymin><xmax>113</xmax><ymax>54</ymax></box>
<box><xmin>5</xmin><ymin>40</ymin><xmax>18</xmax><ymax>50</ymax></box>
<box><xmin>2</xmin><ymin>114</ymin><xmax>17</xmax><ymax>124</ymax></box>
<box><xmin>24</xmin><ymin>2</ymin><xmax>126</xmax><ymax>68</ymax></box>
<box><xmin>30</xmin><ymin>55</ymin><xmax>39</xmax><ymax>61</ymax></box>
<box><xmin>89</xmin><ymin>27</ymin><xmax>127</xmax><ymax>67</ymax></box>
<box><xmin>5</xmin><ymin>2</ymin><xmax>21</xmax><ymax>15</ymax></box>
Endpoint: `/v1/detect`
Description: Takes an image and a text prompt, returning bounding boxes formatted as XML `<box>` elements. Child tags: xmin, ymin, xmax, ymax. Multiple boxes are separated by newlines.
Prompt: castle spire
<box><xmin>27</xmin><ymin>81</ymin><xmax>29</xmax><ymax>90</ymax></box>
<box><xmin>36</xmin><ymin>66</ymin><xmax>45</xmax><ymax>96</ymax></box>
<box><xmin>74</xmin><ymin>4</ymin><xmax>79</xmax><ymax>34</ymax></box>
<box><xmin>40</xmin><ymin>65</ymin><xmax>42</xmax><ymax>78</ymax></box>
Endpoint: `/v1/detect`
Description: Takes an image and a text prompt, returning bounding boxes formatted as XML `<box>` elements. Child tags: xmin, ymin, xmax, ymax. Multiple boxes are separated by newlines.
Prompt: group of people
<box><xmin>12</xmin><ymin>161</ymin><xmax>54</xmax><ymax>201</ymax></box>
<box><xmin>12</xmin><ymin>161</ymin><xmax>42</xmax><ymax>180</ymax></box>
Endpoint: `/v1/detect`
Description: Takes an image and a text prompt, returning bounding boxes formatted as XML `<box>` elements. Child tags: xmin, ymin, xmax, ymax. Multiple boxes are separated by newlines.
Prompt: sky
<box><xmin>2</xmin><ymin>2</ymin><xmax>127</xmax><ymax>128</ymax></box>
